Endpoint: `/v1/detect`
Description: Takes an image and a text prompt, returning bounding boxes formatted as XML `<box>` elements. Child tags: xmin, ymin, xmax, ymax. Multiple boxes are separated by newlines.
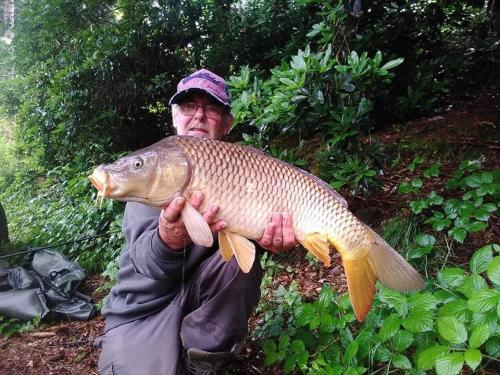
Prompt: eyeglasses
<box><xmin>178</xmin><ymin>102</ymin><xmax>225</xmax><ymax>119</ymax></box>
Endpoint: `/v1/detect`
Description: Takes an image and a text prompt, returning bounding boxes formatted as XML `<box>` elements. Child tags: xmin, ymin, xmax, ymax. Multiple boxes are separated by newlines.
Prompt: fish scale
<box><xmin>89</xmin><ymin>135</ymin><xmax>424</xmax><ymax>321</ymax></box>
<box><xmin>171</xmin><ymin>136</ymin><xmax>359</xmax><ymax>247</ymax></box>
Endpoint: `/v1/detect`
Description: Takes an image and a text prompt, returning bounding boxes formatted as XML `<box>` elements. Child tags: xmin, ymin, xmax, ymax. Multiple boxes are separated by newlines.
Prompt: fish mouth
<box><xmin>88</xmin><ymin>168</ymin><xmax>110</xmax><ymax>196</ymax></box>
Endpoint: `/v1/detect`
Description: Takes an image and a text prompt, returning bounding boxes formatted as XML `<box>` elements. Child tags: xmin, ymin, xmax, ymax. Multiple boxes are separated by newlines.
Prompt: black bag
<box><xmin>0</xmin><ymin>249</ymin><xmax>96</xmax><ymax>321</ymax></box>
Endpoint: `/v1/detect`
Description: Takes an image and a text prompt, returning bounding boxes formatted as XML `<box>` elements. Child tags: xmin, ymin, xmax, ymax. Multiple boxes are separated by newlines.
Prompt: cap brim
<box><xmin>169</xmin><ymin>88</ymin><xmax>230</xmax><ymax>108</ymax></box>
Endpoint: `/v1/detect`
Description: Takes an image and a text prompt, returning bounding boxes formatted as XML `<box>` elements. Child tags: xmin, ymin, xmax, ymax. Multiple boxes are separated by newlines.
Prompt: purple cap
<box><xmin>169</xmin><ymin>69</ymin><xmax>231</xmax><ymax>108</ymax></box>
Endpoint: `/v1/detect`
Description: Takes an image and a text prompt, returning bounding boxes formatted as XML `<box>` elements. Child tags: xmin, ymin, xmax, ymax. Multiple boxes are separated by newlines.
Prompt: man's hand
<box><xmin>158</xmin><ymin>191</ymin><xmax>227</xmax><ymax>250</ymax></box>
<box><xmin>257</xmin><ymin>212</ymin><xmax>297</xmax><ymax>254</ymax></box>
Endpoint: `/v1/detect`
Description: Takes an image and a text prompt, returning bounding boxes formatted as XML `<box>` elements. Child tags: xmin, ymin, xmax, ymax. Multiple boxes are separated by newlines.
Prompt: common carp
<box><xmin>89</xmin><ymin>135</ymin><xmax>424</xmax><ymax>321</ymax></box>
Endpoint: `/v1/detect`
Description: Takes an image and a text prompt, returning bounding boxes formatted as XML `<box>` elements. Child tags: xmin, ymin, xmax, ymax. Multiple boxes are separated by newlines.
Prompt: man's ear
<box><xmin>223</xmin><ymin>113</ymin><xmax>234</xmax><ymax>135</ymax></box>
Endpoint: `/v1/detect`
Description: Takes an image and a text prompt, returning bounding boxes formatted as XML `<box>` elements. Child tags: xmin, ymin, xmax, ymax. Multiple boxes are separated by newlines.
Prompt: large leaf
<box><xmin>408</xmin><ymin>292</ymin><xmax>439</xmax><ymax>311</ymax></box>
<box><xmin>464</xmin><ymin>349</ymin><xmax>482</xmax><ymax>371</ymax></box>
<box><xmin>437</xmin><ymin>317</ymin><xmax>467</xmax><ymax>344</ymax></box>
<box><xmin>417</xmin><ymin>345</ymin><xmax>450</xmax><ymax>370</ymax></box>
<box><xmin>402</xmin><ymin>308</ymin><xmax>434</xmax><ymax>333</ymax></box>
<box><xmin>487</xmin><ymin>256</ymin><xmax>500</xmax><ymax>286</ymax></box>
<box><xmin>379</xmin><ymin>314</ymin><xmax>400</xmax><ymax>341</ymax></box>
<box><xmin>468</xmin><ymin>290</ymin><xmax>499</xmax><ymax>313</ymax></box>
<box><xmin>391</xmin><ymin>353</ymin><xmax>412</xmax><ymax>369</ymax></box>
<box><xmin>391</xmin><ymin>330</ymin><xmax>414</xmax><ymax>352</ymax></box>
<box><xmin>435</xmin><ymin>352</ymin><xmax>464</xmax><ymax>375</ymax></box>
<box><xmin>457</xmin><ymin>275</ymin><xmax>488</xmax><ymax>298</ymax></box>
<box><xmin>469</xmin><ymin>323</ymin><xmax>489</xmax><ymax>349</ymax></box>
<box><xmin>380</xmin><ymin>57</ymin><xmax>404</xmax><ymax>70</ymax></box>
<box><xmin>438</xmin><ymin>268</ymin><xmax>465</xmax><ymax>287</ymax></box>
<box><xmin>470</xmin><ymin>245</ymin><xmax>493</xmax><ymax>274</ymax></box>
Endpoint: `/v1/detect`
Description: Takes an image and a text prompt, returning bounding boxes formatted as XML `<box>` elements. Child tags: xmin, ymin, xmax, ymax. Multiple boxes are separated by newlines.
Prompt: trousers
<box><xmin>96</xmin><ymin>251</ymin><xmax>263</xmax><ymax>375</ymax></box>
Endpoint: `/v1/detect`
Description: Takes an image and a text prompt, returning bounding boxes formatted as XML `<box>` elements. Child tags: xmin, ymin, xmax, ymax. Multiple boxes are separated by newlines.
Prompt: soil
<box><xmin>0</xmin><ymin>86</ymin><xmax>498</xmax><ymax>375</ymax></box>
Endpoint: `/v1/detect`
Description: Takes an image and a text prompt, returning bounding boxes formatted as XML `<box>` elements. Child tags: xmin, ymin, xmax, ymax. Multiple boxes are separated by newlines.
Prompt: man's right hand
<box><xmin>158</xmin><ymin>191</ymin><xmax>227</xmax><ymax>250</ymax></box>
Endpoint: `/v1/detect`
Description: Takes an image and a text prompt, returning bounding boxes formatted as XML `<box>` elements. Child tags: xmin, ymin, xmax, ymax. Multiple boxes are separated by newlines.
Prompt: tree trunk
<box><xmin>488</xmin><ymin>0</ymin><xmax>500</xmax><ymax>32</ymax></box>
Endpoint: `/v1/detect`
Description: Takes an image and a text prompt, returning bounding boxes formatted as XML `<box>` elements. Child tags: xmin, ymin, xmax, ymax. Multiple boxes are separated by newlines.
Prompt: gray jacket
<box><xmin>102</xmin><ymin>202</ymin><xmax>217</xmax><ymax>331</ymax></box>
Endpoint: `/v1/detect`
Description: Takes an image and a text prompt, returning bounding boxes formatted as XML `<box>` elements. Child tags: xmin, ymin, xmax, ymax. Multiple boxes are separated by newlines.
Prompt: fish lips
<box><xmin>88</xmin><ymin>167</ymin><xmax>110</xmax><ymax>196</ymax></box>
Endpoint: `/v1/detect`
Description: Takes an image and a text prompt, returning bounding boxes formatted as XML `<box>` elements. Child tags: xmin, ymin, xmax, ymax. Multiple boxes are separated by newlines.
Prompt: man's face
<box><xmin>172</xmin><ymin>93</ymin><xmax>232</xmax><ymax>140</ymax></box>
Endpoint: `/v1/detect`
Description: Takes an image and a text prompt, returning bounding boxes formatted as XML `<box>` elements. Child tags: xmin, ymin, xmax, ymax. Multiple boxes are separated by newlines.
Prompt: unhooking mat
<box><xmin>0</xmin><ymin>249</ymin><xmax>96</xmax><ymax>321</ymax></box>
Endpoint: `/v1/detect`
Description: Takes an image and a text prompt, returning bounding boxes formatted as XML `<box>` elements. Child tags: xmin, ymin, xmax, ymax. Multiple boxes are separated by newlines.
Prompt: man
<box><xmin>97</xmin><ymin>69</ymin><xmax>296</xmax><ymax>374</ymax></box>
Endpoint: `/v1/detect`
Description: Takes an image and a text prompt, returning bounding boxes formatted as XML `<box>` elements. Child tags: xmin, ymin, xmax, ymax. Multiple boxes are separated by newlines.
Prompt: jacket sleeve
<box><xmin>122</xmin><ymin>201</ymin><xmax>190</xmax><ymax>280</ymax></box>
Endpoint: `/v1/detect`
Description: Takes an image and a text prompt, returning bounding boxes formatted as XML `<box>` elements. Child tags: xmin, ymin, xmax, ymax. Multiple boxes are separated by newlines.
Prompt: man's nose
<box><xmin>193</xmin><ymin>105</ymin><xmax>207</xmax><ymax>119</ymax></box>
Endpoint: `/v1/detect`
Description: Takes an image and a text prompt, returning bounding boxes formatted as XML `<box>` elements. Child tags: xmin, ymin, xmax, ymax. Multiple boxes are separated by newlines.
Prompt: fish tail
<box><xmin>330</xmin><ymin>225</ymin><xmax>424</xmax><ymax>321</ymax></box>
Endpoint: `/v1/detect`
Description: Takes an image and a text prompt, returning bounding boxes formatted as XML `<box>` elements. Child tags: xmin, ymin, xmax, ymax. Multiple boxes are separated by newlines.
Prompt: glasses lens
<box><xmin>179</xmin><ymin>102</ymin><xmax>224</xmax><ymax>119</ymax></box>
<box><xmin>179</xmin><ymin>102</ymin><xmax>197</xmax><ymax>115</ymax></box>
<box><xmin>205</xmin><ymin>105</ymin><xmax>222</xmax><ymax>119</ymax></box>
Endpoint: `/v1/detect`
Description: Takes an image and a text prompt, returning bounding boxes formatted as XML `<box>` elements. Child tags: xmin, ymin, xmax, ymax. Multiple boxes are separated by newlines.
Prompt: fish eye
<box><xmin>132</xmin><ymin>158</ymin><xmax>143</xmax><ymax>169</ymax></box>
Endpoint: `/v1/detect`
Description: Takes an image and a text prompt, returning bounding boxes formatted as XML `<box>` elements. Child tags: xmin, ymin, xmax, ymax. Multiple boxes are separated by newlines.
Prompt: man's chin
<box><xmin>187</xmin><ymin>130</ymin><xmax>210</xmax><ymax>139</ymax></box>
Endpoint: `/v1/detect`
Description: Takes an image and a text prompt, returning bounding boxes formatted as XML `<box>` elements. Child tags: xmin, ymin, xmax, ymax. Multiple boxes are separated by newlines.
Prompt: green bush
<box><xmin>229</xmin><ymin>3</ymin><xmax>404</xmax><ymax>194</ymax></box>
<box><xmin>0</xmin><ymin>162</ymin><xmax>124</xmax><ymax>273</ymax></box>
<box><xmin>259</xmin><ymin>245</ymin><xmax>500</xmax><ymax>374</ymax></box>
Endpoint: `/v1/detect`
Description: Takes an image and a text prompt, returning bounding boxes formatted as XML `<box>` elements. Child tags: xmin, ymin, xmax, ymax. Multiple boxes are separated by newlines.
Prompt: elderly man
<box><xmin>97</xmin><ymin>69</ymin><xmax>296</xmax><ymax>374</ymax></box>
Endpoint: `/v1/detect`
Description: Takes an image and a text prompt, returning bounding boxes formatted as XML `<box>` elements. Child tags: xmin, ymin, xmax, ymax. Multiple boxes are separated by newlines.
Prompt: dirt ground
<box><xmin>0</xmin><ymin>86</ymin><xmax>498</xmax><ymax>374</ymax></box>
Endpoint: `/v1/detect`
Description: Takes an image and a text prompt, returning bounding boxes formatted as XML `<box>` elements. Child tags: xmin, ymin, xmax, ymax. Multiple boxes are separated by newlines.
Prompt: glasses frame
<box><xmin>178</xmin><ymin>102</ymin><xmax>226</xmax><ymax>120</ymax></box>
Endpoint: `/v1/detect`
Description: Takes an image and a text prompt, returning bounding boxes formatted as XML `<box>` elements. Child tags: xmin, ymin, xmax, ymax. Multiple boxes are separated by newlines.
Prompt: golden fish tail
<box><xmin>332</xmin><ymin>224</ymin><xmax>424</xmax><ymax>321</ymax></box>
<box><xmin>300</xmin><ymin>225</ymin><xmax>424</xmax><ymax>322</ymax></box>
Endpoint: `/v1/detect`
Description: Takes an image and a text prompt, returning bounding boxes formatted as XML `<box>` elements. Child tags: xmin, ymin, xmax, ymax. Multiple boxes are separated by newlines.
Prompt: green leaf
<box><xmin>468</xmin><ymin>290</ymin><xmax>499</xmax><ymax>313</ymax></box>
<box><xmin>480</xmin><ymin>172</ymin><xmax>493</xmax><ymax>183</ymax></box>
<box><xmin>457</xmin><ymin>275</ymin><xmax>488</xmax><ymax>298</ymax></box>
<box><xmin>464</xmin><ymin>349</ymin><xmax>482</xmax><ymax>371</ymax></box>
<box><xmin>392</xmin><ymin>353</ymin><xmax>412</xmax><ymax>369</ymax></box>
<box><xmin>402</xmin><ymin>308</ymin><xmax>434</xmax><ymax>333</ymax></box>
<box><xmin>378</xmin><ymin>288</ymin><xmax>408</xmax><ymax>316</ymax></box>
<box><xmin>448</xmin><ymin>227</ymin><xmax>466</xmax><ymax>243</ymax></box>
<box><xmin>296</xmin><ymin>304</ymin><xmax>315</xmax><ymax>327</ymax></box>
<box><xmin>435</xmin><ymin>352</ymin><xmax>464</xmax><ymax>375</ymax></box>
<box><xmin>344</xmin><ymin>340</ymin><xmax>358</xmax><ymax>364</ymax></box>
<box><xmin>279</xmin><ymin>335</ymin><xmax>290</xmax><ymax>351</ymax></box>
<box><xmin>374</xmin><ymin>345</ymin><xmax>392</xmax><ymax>362</ymax></box>
<box><xmin>469</xmin><ymin>323</ymin><xmax>489</xmax><ymax>349</ymax></box>
<box><xmin>391</xmin><ymin>330</ymin><xmax>414</xmax><ymax>352</ymax></box>
<box><xmin>485</xmin><ymin>336</ymin><xmax>500</xmax><ymax>357</ymax></box>
<box><xmin>437</xmin><ymin>317</ymin><xmax>467</xmax><ymax>344</ymax></box>
<box><xmin>379</xmin><ymin>313</ymin><xmax>400</xmax><ymax>341</ymax></box>
<box><xmin>438</xmin><ymin>268</ymin><xmax>465</xmax><ymax>287</ymax></box>
<box><xmin>467</xmin><ymin>221</ymin><xmax>487</xmax><ymax>233</ymax></box>
<box><xmin>415</xmin><ymin>233</ymin><xmax>436</xmax><ymax>247</ymax></box>
<box><xmin>470</xmin><ymin>245</ymin><xmax>493</xmax><ymax>273</ymax></box>
<box><xmin>317</xmin><ymin>285</ymin><xmax>335</xmax><ymax>311</ymax></box>
<box><xmin>417</xmin><ymin>345</ymin><xmax>450</xmax><ymax>370</ymax></box>
<box><xmin>408</xmin><ymin>292</ymin><xmax>439</xmax><ymax>311</ymax></box>
<box><xmin>438</xmin><ymin>299</ymin><xmax>468</xmax><ymax>320</ymax></box>
<box><xmin>410</xmin><ymin>200</ymin><xmax>428</xmax><ymax>214</ymax></box>
<box><xmin>412</xmin><ymin>178</ymin><xmax>423</xmax><ymax>188</ymax></box>
<box><xmin>381</xmin><ymin>57</ymin><xmax>404</xmax><ymax>70</ymax></box>
<box><xmin>487</xmin><ymin>256</ymin><xmax>500</xmax><ymax>286</ymax></box>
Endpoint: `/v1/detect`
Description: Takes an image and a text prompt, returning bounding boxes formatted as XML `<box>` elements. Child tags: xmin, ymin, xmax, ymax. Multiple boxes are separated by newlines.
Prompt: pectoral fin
<box><xmin>180</xmin><ymin>201</ymin><xmax>213</xmax><ymax>247</ymax></box>
<box><xmin>218</xmin><ymin>231</ymin><xmax>234</xmax><ymax>261</ymax></box>
<box><xmin>220</xmin><ymin>231</ymin><xmax>255</xmax><ymax>273</ymax></box>
<box><xmin>298</xmin><ymin>233</ymin><xmax>331</xmax><ymax>267</ymax></box>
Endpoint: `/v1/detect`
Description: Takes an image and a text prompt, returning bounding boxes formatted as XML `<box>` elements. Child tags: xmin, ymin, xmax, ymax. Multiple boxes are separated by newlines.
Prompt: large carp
<box><xmin>89</xmin><ymin>135</ymin><xmax>424</xmax><ymax>321</ymax></box>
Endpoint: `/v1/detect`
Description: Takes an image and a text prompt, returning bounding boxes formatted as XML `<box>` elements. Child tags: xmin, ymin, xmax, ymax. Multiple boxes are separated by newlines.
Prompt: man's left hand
<box><xmin>257</xmin><ymin>212</ymin><xmax>297</xmax><ymax>254</ymax></box>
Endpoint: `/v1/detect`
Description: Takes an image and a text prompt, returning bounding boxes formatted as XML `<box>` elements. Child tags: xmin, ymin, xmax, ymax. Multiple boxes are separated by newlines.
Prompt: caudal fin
<box><xmin>336</xmin><ymin>225</ymin><xmax>424</xmax><ymax>321</ymax></box>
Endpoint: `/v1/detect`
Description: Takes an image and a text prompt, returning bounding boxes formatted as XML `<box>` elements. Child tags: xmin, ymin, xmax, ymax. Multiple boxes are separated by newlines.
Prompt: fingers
<box><xmin>162</xmin><ymin>196</ymin><xmax>186</xmax><ymax>222</ymax></box>
<box><xmin>282</xmin><ymin>212</ymin><xmax>296</xmax><ymax>249</ymax></box>
<box><xmin>257</xmin><ymin>220</ymin><xmax>276</xmax><ymax>247</ymax></box>
<box><xmin>258</xmin><ymin>212</ymin><xmax>297</xmax><ymax>254</ymax></box>
<box><xmin>189</xmin><ymin>191</ymin><xmax>204</xmax><ymax>210</ymax></box>
<box><xmin>210</xmin><ymin>220</ymin><xmax>227</xmax><ymax>233</ymax></box>
<box><xmin>271</xmin><ymin>213</ymin><xmax>283</xmax><ymax>249</ymax></box>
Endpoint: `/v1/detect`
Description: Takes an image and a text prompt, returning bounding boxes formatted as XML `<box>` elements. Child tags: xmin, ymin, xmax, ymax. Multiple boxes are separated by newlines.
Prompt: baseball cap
<box><xmin>169</xmin><ymin>69</ymin><xmax>231</xmax><ymax>108</ymax></box>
